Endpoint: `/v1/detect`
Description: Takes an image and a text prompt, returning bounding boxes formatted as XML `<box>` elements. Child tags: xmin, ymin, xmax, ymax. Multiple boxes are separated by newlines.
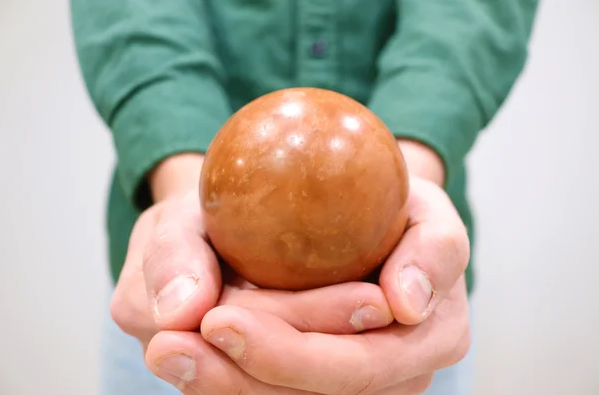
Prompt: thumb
<box><xmin>143</xmin><ymin>193</ymin><xmax>222</xmax><ymax>331</ymax></box>
<box><xmin>219</xmin><ymin>280</ymin><xmax>394</xmax><ymax>334</ymax></box>
<box><xmin>379</xmin><ymin>178</ymin><xmax>470</xmax><ymax>325</ymax></box>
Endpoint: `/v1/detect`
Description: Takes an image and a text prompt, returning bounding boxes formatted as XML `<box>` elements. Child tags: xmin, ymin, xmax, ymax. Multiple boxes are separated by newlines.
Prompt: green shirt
<box><xmin>71</xmin><ymin>0</ymin><xmax>538</xmax><ymax>293</ymax></box>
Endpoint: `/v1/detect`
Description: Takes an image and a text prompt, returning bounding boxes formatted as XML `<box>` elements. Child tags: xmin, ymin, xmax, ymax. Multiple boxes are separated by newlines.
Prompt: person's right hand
<box><xmin>109</xmin><ymin>190</ymin><xmax>396</xmax><ymax>357</ymax></box>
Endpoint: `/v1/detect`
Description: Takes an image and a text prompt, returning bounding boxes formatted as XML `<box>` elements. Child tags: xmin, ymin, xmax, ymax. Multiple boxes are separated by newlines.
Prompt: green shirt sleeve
<box><xmin>70</xmin><ymin>0</ymin><xmax>231</xmax><ymax>208</ymax></box>
<box><xmin>368</xmin><ymin>0</ymin><xmax>538</xmax><ymax>185</ymax></box>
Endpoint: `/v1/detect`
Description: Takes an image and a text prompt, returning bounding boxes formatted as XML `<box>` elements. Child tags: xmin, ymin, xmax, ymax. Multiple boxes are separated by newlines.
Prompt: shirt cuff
<box><xmin>368</xmin><ymin>69</ymin><xmax>483</xmax><ymax>187</ymax></box>
<box><xmin>110</xmin><ymin>72</ymin><xmax>231</xmax><ymax>209</ymax></box>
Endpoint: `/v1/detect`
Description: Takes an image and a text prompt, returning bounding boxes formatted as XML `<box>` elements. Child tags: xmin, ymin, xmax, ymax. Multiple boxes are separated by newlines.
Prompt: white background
<box><xmin>0</xmin><ymin>1</ymin><xmax>597</xmax><ymax>394</ymax></box>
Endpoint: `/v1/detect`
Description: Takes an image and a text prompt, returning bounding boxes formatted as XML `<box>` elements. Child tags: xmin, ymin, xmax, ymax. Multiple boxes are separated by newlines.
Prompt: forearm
<box><xmin>397</xmin><ymin>139</ymin><xmax>444</xmax><ymax>187</ymax></box>
<box><xmin>148</xmin><ymin>153</ymin><xmax>205</xmax><ymax>202</ymax></box>
<box><xmin>148</xmin><ymin>137</ymin><xmax>443</xmax><ymax>204</ymax></box>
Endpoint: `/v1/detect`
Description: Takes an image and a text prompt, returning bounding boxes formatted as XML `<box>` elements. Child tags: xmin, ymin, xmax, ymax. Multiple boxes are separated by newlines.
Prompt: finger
<box><xmin>143</xmin><ymin>192</ymin><xmax>222</xmax><ymax>330</ymax></box>
<box><xmin>220</xmin><ymin>280</ymin><xmax>394</xmax><ymax>333</ymax></box>
<box><xmin>372</xmin><ymin>374</ymin><xmax>433</xmax><ymax>395</ymax></box>
<box><xmin>201</xmin><ymin>277</ymin><xmax>470</xmax><ymax>395</ymax></box>
<box><xmin>146</xmin><ymin>330</ymin><xmax>317</xmax><ymax>395</ymax></box>
<box><xmin>110</xmin><ymin>208</ymin><xmax>160</xmax><ymax>344</ymax></box>
<box><xmin>380</xmin><ymin>177</ymin><xmax>470</xmax><ymax>325</ymax></box>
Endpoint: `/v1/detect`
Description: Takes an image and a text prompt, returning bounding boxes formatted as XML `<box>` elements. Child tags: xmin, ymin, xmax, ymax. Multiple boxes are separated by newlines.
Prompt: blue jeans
<box><xmin>100</xmin><ymin>304</ymin><xmax>475</xmax><ymax>395</ymax></box>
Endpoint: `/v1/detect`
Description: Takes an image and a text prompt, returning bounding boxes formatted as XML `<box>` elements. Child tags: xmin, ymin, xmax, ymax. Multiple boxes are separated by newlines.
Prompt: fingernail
<box><xmin>155</xmin><ymin>275</ymin><xmax>198</xmax><ymax>318</ymax></box>
<box><xmin>205</xmin><ymin>328</ymin><xmax>245</xmax><ymax>360</ymax></box>
<box><xmin>155</xmin><ymin>353</ymin><xmax>196</xmax><ymax>389</ymax></box>
<box><xmin>399</xmin><ymin>266</ymin><xmax>433</xmax><ymax>316</ymax></box>
<box><xmin>350</xmin><ymin>305</ymin><xmax>391</xmax><ymax>332</ymax></box>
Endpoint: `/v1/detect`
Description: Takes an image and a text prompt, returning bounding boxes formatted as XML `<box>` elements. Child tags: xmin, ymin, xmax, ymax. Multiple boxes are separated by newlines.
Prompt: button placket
<box><xmin>296</xmin><ymin>0</ymin><xmax>338</xmax><ymax>89</ymax></box>
<box><xmin>310</xmin><ymin>39</ymin><xmax>328</xmax><ymax>58</ymax></box>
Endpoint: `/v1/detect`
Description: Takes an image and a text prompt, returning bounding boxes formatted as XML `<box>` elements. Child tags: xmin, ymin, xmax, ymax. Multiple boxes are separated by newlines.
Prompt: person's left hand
<box><xmin>145</xmin><ymin>176</ymin><xmax>472</xmax><ymax>395</ymax></box>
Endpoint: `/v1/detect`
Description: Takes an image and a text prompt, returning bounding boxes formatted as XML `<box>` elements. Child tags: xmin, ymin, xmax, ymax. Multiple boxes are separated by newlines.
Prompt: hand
<box><xmin>144</xmin><ymin>176</ymin><xmax>472</xmax><ymax>395</ymax></box>
<box><xmin>110</xmin><ymin>190</ymin><xmax>395</xmax><ymax>363</ymax></box>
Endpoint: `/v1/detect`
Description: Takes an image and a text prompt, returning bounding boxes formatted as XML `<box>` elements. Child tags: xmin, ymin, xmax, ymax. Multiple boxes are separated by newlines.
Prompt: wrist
<box><xmin>148</xmin><ymin>152</ymin><xmax>205</xmax><ymax>203</ymax></box>
<box><xmin>147</xmin><ymin>141</ymin><xmax>444</xmax><ymax>202</ymax></box>
<box><xmin>396</xmin><ymin>139</ymin><xmax>445</xmax><ymax>187</ymax></box>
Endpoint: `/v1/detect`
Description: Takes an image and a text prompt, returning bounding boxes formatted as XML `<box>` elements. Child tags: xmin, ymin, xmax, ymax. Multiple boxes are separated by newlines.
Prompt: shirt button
<box><xmin>310</xmin><ymin>39</ymin><xmax>327</xmax><ymax>58</ymax></box>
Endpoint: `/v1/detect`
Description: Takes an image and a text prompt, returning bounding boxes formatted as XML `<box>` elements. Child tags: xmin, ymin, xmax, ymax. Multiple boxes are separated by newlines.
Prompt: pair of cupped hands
<box><xmin>111</xmin><ymin>146</ymin><xmax>472</xmax><ymax>395</ymax></box>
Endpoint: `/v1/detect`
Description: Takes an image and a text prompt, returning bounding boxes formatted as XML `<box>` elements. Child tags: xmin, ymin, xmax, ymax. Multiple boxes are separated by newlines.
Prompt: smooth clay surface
<box><xmin>200</xmin><ymin>87</ymin><xmax>410</xmax><ymax>290</ymax></box>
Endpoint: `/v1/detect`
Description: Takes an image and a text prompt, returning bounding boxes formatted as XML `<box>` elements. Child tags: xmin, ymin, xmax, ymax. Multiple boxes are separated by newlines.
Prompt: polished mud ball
<box><xmin>200</xmin><ymin>87</ymin><xmax>410</xmax><ymax>290</ymax></box>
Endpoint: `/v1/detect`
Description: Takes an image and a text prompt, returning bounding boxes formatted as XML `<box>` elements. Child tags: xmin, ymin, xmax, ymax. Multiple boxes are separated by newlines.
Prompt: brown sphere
<box><xmin>199</xmin><ymin>87</ymin><xmax>409</xmax><ymax>291</ymax></box>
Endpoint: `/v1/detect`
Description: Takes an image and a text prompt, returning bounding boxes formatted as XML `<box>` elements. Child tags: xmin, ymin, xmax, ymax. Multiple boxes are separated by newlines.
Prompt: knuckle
<box><xmin>142</xmin><ymin>219</ymin><xmax>179</xmax><ymax>273</ymax></box>
<box><xmin>351</xmin><ymin>373</ymin><xmax>378</xmax><ymax>395</ymax></box>
<box><xmin>452</xmin><ymin>323</ymin><xmax>472</xmax><ymax>365</ymax></box>
<box><xmin>224</xmin><ymin>385</ymin><xmax>245</xmax><ymax>395</ymax></box>
<box><xmin>335</xmin><ymin>371</ymin><xmax>379</xmax><ymax>395</ymax></box>
<box><xmin>152</xmin><ymin>219</ymin><xmax>178</xmax><ymax>249</ymax></box>
<box><xmin>234</xmin><ymin>351</ymin><xmax>261</xmax><ymax>375</ymax></box>
<box><xmin>404</xmin><ymin>374</ymin><xmax>434</xmax><ymax>395</ymax></box>
<box><xmin>430</xmin><ymin>223</ymin><xmax>470</xmax><ymax>274</ymax></box>
<box><xmin>442</xmin><ymin>318</ymin><xmax>471</xmax><ymax>368</ymax></box>
<box><xmin>291</xmin><ymin>307</ymin><xmax>318</xmax><ymax>332</ymax></box>
<box><xmin>194</xmin><ymin>364</ymin><xmax>248</xmax><ymax>395</ymax></box>
<box><xmin>109</xmin><ymin>291</ymin><xmax>136</xmax><ymax>336</ymax></box>
<box><xmin>109</xmin><ymin>273</ymin><xmax>156</xmax><ymax>342</ymax></box>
